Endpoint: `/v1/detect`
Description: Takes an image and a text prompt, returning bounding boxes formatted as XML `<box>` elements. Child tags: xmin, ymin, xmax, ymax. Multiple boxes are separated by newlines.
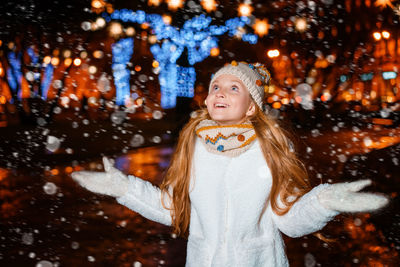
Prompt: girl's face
<box><xmin>206</xmin><ymin>74</ymin><xmax>256</xmax><ymax>125</ymax></box>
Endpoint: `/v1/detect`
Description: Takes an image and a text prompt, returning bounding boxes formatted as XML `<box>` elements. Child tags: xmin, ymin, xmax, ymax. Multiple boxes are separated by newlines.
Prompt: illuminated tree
<box><xmin>107</xmin><ymin>9</ymin><xmax>258</xmax><ymax>108</ymax></box>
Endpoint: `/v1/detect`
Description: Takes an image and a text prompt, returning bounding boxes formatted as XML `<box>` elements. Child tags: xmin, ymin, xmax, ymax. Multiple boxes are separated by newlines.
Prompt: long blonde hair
<box><xmin>160</xmin><ymin>106</ymin><xmax>311</xmax><ymax>238</ymax></box>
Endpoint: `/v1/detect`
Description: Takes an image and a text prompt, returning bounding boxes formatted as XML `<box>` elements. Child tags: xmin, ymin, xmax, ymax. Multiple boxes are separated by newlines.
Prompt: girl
<box><xmin>72</xmin><ymin>61</ymin><xmax>389</xmax><ymax>266</ymax></box>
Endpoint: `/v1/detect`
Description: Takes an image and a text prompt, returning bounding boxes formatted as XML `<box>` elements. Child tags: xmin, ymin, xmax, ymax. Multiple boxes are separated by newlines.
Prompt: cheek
<box><xmin>205</xmin><ymin>95</ymin><xmax>213</xmax><ymax>111</ymax></box>
<box><xmin>234</xmin><ymin>96</ymin><xmax>250</xmax><ymax>110</ymax></box>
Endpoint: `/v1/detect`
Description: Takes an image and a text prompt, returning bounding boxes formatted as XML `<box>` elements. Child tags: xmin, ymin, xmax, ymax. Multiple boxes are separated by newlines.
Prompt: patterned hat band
<box><xmin>209</xmin><ymin>61</ymin><xmax>271</xmax><ymax>110</ymax></box>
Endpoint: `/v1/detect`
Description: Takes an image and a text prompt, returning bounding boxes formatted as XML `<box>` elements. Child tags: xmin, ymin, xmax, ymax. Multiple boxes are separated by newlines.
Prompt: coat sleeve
<box><xmin>116</xmin><ymin>175</ymin><xmax>172</xmax><ymax>226</ymax></box>
<box><xmin>270</xmin><ymin>184</ymin><xmax>339</xmax><ymax>238</ymax></box>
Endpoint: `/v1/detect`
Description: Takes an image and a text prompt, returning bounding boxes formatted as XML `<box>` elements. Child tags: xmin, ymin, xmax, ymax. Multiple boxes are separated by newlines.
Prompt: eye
<box><xmin>213</xmin><ymin>85</ymin><xmax>219</xmax><ymax>91</ymax></box>
<box><xmin>231</xmin><ymin>86</ymin><xmax>239</xmax><ymax>91</ymax></box>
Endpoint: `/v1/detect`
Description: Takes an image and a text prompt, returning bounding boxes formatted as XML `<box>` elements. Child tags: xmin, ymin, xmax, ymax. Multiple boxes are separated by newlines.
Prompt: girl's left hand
<box><xmin>317</xmin><ymin>179</ymin><xmax>389</xmax><ymax>213</ymax></box>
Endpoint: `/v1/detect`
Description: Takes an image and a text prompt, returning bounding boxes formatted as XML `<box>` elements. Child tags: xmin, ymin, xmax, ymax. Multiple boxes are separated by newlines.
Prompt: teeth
<box><xmin>215</xmin><ymin>103</ymin><xmax>227</xmax><ymax>107</ymax></box>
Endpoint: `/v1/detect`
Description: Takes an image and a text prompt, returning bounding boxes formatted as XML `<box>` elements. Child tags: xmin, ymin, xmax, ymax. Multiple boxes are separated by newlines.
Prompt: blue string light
<box><xmin>111</xmin><ymin>38</ymin><xmax>134</xmax><ymax>106</ymax></box>
<box><xmin>7</xmin><ymin>51</ymin><xmax>23</xmax><ymax>98</ymax></box>
<box><xmin>6</xmin><ymin>68</ymin><xmax>17</xmax><ymax>94</ymax></box>
<box><xmin>176</xmin><ymin>66</ymin><xmax>196</xmax><ymax>98</ymax></box>
<box><xmin>27</xmin><ymin>47</ymin><xmax>39</xmax><ymax>65</ymax></box>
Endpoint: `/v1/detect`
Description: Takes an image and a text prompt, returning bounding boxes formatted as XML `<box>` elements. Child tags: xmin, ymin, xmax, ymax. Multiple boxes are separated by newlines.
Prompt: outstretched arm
<box><xmin>116</xmin><ymin>175</ymin><xmax>172</xmax><ymax>226</ymax></box>
<box><xmin>71</xmin><ymin>157</ymin><xmax>172</xmax><ymax>226</ymax></box>
<box><xmin>271</xmin><ymin>179</ymin><xmax>389</xmax><ymax>238</ymax></box>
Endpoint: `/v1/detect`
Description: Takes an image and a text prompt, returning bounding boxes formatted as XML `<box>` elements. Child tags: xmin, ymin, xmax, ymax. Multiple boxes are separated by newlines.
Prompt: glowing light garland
<box><xmin>111</xmin><ymin>38</ymin><xmax>134</xmax><ymax>106</ymax></box>
<box><xmin>6</xmin><ymin>48</ymin><xmax>54</xmax><ymax>100</ymax></box>
<box><xmin>176</xmin><ymin>66</ymin><xmax>196</xmax><ymax>97</ymax></box>
<box><xmin>106</xmin><ymin>9</ymin><xmax>258</xmax><ymax>108</ymax></box>
<box><xmin>27</xmin><ymin>47</ymin><xmax>39</xmax><ymax>65</ymax></box>
<box><xmin>27</xmin><ymin>47</ymin><xmax>47</xmax><ymax>98</ymax></box>
<box><xmin>7</xmin><ymin>51</ymin><xmax>23</xmax><ymax>98</ymax></box>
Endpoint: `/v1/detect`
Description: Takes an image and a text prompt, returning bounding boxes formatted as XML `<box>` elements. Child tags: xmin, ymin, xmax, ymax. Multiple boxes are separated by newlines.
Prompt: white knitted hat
<box><xmin>209</xmin><ymin>61</ymin><xmax>271</xmax><ymax>110</ymax></box>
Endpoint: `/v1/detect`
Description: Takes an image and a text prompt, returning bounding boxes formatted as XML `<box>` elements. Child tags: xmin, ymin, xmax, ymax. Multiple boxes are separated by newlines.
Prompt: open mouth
<box><xmin>214</xmin><ymin>103</ymin><xmax>229</xmax><ymax>108</ymax></box>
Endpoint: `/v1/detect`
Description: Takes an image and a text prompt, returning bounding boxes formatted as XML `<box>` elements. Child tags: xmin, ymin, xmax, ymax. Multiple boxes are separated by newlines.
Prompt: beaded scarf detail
<box><xmin>195</xmin><ymin>119</ymin><xmax>257</xmax><ymax>157</ymax></box>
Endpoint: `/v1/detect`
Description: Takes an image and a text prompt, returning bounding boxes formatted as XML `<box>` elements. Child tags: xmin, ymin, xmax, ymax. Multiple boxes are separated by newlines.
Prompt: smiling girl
<box><xmin>72</xmin><ymin>61</ymin><xmax>388</xmax><ymax>266</ymax></box>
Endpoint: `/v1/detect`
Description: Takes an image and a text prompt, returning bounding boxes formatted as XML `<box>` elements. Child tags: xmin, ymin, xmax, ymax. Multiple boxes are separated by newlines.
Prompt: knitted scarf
<box><xmin>195</xmin><ymin>119</ymin><xmax>257</xmax><ymax>157</ymax></box>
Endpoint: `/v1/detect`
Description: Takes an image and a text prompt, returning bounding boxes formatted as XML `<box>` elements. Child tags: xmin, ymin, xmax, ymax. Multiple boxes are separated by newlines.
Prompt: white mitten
<box><xmin>71</xmin><ymin>157</ymin><xmax>129</xmax><ymax>197</ymax></box>
<box><xmin>317</xmin><ymin>179</ymin><xmax>389</xmax><ymax>213</ymax></box>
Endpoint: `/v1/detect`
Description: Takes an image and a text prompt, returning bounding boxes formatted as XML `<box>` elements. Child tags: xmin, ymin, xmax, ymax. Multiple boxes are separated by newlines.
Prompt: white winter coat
<box><xmin>117</xmin><ymin>138</ymin><xmax>339</xmax><ymax>266</ymax></box>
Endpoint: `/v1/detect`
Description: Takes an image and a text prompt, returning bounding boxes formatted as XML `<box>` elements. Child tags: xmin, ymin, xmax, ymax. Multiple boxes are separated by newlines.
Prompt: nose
<box><xmin>215</xmin><ymin>88</ymin><xmax>226</xmax><ymax>98</ymax></box>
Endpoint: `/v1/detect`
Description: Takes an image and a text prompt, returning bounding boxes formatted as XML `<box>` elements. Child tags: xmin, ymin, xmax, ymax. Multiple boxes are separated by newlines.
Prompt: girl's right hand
<box><xmin>71</xmin><ymin>157</ymin><xmax>130</xmax><ymax>198</ymax></box>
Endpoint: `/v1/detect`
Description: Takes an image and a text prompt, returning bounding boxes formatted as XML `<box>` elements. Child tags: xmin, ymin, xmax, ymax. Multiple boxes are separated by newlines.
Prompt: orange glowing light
<box><xmin>238</xmin><ymin>3</ymin><xmax>253</xmax><ymax>17</ymax></box>
<box><xmin>64</xmin><ymin>58</ymin><xmax>72</xmax><ymax>67</ymax></box>
<box><xmin>106</xmin><ymin>3</ymin><xmax>114</xmax><ymax>13</ymax></box>
<box><xmin>267</xmin><ymin>49</ymin><xmax>280</xmax><ymax>58</ymax></box>
<box><xmin>148</xmin><ymin>35</ymin><xmax>157</xmax><ymax>44</ymax></box>
<box><xmin>372</xmin><ymin>118</ymin><xmax>394</xmax><ymax>126</ymax></box>
<box><xmin>0</xmin><ymin>40</ymin><xmax>2</xmax><ymax>47</ymax></box>
<box><xmin>63</xmin><ymin>49</ymin><xmax>72</xmax><ymax>58</ymax></box>
<box><xmin>80</xmin><ymin>51</ymin><xmax>88</xmax><ymax>59</ymax></box>
<box><xmin>8</xmin><ymin>42</ymin><xmax>15</xmax><ymax>50</ymax></box>
<box><xmin>135</xmin><ymin>65</ymin><xmax>142</xmax><ymax>72</ymax></box>
<box><xmin>253</xmin><ymin>19</ymin><xmax>269</xmax><ymax>37</ymax></box>
<box><xmin>163</xmin><ymin>15</ymin><xmax>172</xmax><ymax>25</ymax></box>
<box><xmin>126</xmin><ymin>27</ymin><xmax>135</xmax><ymax>36</ymax></box>
<box><xmin>272</xmin><ymin>102</ymin><xmax>281</xmax><ymax>109</ymax></box>
<box><xmin>43</xmin><ymin>56</ymin><xmax>52</xmax><ymax>64</ymax></box>
<box><xmin>315</xmin><ymin>59</ymin><xmax>329</xmax><ymax>68</ymax></box>
<box><xmin>321</xmin><ymin>92</ymin><xmax>331</xmax><ymax>102</ymax></box>
<box><xmin>50</xmin><ymin>169</ymin><xmax>59</xmax><ymax>176</ymax></box>
<box><xmin>281</xmin><ymin>98</ymin><xmax>289</xmax><ymax>105</ymax></box>
<box><xmin>295</xmin><ymin>17</ymin><xmax>307</xmax><ymax>32</ymax></box>
<box><xmin>51</xmin><ymin>57</ymin><xmax>60</xmax><ymax>66</ymax></box>
<box><xmin>344</xmin><ymin>93</ymin><xmax>352</xmax><ymax>102</ymax></box>
<box><xmin>65</xmin><ymin>166</ymin><xmax>73</xmax><ymax>173</ymax></box>
<box><xmin>135</xmin><ymin>98</ymin><xmax>144</xmax><ymax>107</ymax></box>
<box><xmin>387</xmin><ymin>95</ymin><xmax>395</xmax><ymax>102</ymax></box>
<box><xmin>92</xmin><ymin>0</ymin><xmax>104</xmax><ymax>9</ymax></box>
<box><xmin>210</xmin><ymin>47</ymin><xmax>220</xmax><ymax>57</ymax></box>
<box><xmin>109</xmin><ymin>22</ymin><xmax>123</xmax><ymax>37</ymax></box>
<box><xmin>201</xmin><ymin>0</ymin><xmax>217</xmax><ymax>12</ymax></box>
<box><xmin>0</xmin><ymin>95</ymin><xmax>6</xmax><ymax>104</ymax></box>
<box><xmin>0</xmin><ymin>67</ymin><xmax>3</xmax><ymax>77</ymax></box>
<box><xmin>148</xmin><ymin>0</ymin><xmax>162</xmax><ymax>6</ymax></box>
<box><xmin>93</xmin><ymin>50</ymin><xmax>104</xmax><ymax>59</ymax></box>
<box><xmin>91</xmin><ymin>22</ymin><xmax>99</xmax><ymax>31</ymax></box>
<box><xmin>166</xmin><ymin>0</ymin><xmax>184</xmax><ymax>10</ymax></box>
<box><xmin>374</xmin><ymin>0</ymin><xmax>394</xmax><ymax>9</ymax></box>
<box><xmin>74</xmin><ymin>166</ymin><xmax>82</xmax><ymax>171</ymax></box>
<box><xmin>363</xmin><ymin>135</ymin><xmax>400</xmax><ymax>149</ymax></box>
<box><xmin>373</xmin><ymin>32</ymin><xmax>382</xmax><ymax>41</ymax></box>
<box><xmin>152</xmin><ymin>60</ymin><xmax>159</xmax><ymax>68</ymax></box>
<box><xmin>141</xmin><ymin>23</ymin><xmax>150</xmax><ymax>30</ymax></box>
<box><xmin>362</xmin><ymin>99</ymin><xmax>370</xmax><ymax>106</ymax></box>
<box><xmin>267</xmin><ymin>85</ymin><xmax>275</xmax><ymax>94</ymax></box>
<box><xmin>73</xmin><ymin>58</ymin><xmax>82</xmax><ymax>66</ymax></box>
<box><xmin>382</xmin><ymin>30</ymin><xmax>390</xmax><ymax>39</ymax></box>
<box><xmin>88</xmin><ymin>65</ymin><xmax>97</xmax><ymax>74</ymax></box>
